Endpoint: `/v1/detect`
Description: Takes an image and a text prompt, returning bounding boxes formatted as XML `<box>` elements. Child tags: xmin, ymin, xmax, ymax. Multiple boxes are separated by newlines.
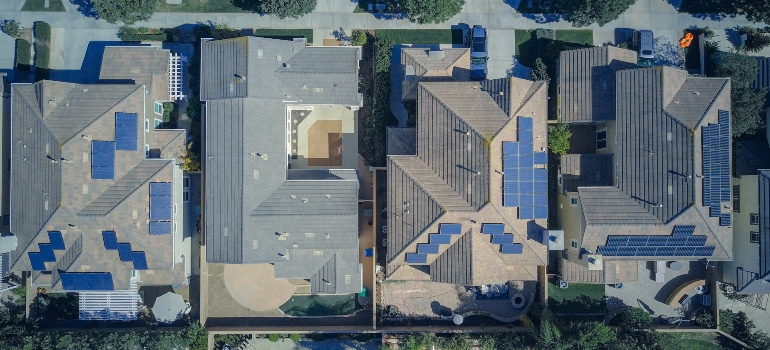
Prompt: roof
<box><xmin>752</xmin><ymin>57</ymin><xmax>770</xmax><ymax>91</ymax></box>
<box><xmin>10</xmin><ymin>80</ymin><xmax>187</xmax><ymax>292</ymax></box>
<box><xmin>386</xmin><ymin>127</ymin><xmax>416</xmax><ymax>155</ymax></box>
<box><xmin>736</xmin><ymin>170</ymin><xmax>770</xmax><ymax>293</ymax></box>
<box><xmin>561</xmin><ymin>154</ymin><xmax>614</xmax><ymax>194</ymax></box>
<box><xmin>734</xmin><ymin>139</ymin><xmax>770</xmax><ymax>177</ymax></box>
<box><xmin>574</xmin><ymin>67</ymin><xmax>732</xmax><ymax>261</ymax></box>
<box><xmin>202</xmin><ymin>37</ymin><xmax>363</xmax><ymax>295</ymax></box>
<box><xmin>401</xmin><ymin>48</ymin><xmax>470</xmax><ymax>100</ymax></box>
<box><xmin>100</xmin><ymin>46</ymin><xmax>169</xmax><ymax>88</ymax></box>
<box><xmin>386</xmin><ymin>77</ymin><xmax>550</xmax><ymax>285</ymax></box>
<box><xmin>558</xmin><ymin>46</ymin><xmax>637</xmax><ymax>123</ymax></box>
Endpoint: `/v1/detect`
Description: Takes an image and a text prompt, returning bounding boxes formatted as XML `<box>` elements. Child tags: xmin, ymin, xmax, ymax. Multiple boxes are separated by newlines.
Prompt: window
<box><xmin>183</xmin><ymin>176</ymin><xmax>190</xmax><ymax>189</ymax></box>
<box><xmin>570</xmin><ymin>196</ymin><xmax>578</xmax><ymax>207</ymax></box>
<box><xmin>751</xmin><ymin>231</ymin><xmax>760</xmax><ymax>243</ymax></box>
<box><xmin>570</xmin><ymin>239</ymin><xmax>578</xmax><ymax>250</ymax></box>
<box><xmin>145</xmin><ymin>144</ymin><xmax>150</xmax><ymax>157</ymax></box>
<box><xmin>183</xmin><ymin>190</ymin><xmax>189</xmax><ymax>202</ymax></box>
<box><xmin>154</xmin><ymin>102</ymin><xmax>162</xmax><ymax>115</ymax></box>
<box><xmin>154</xmin><ymin>119</ymin><xmax>163</xmax><ymax>129</ymax></box>
<box><xmin>144</xmin><ymin>119</ymin><xmax>150</xmax><ymax>132</ymax></box>
<box><xmin>733</xmin><ymin>186</ymin><xmax>740</xmax><ymax>212</ymax></box>
<box><xmin>596</xmin><ymin>129</ymin><xmax>607</xmax><ymax>150</ymax></box>
<box><xmin>751</xmin><ymin>213</ymin><xmax>760</xmax><ymax>226</ymax></box>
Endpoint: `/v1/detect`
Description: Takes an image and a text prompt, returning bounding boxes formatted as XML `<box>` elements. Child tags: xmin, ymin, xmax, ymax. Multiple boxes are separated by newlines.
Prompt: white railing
<box><xmin>168</xmin><ymin>52</ymin><xmax>185</xmax><ymax>101</ymax></box>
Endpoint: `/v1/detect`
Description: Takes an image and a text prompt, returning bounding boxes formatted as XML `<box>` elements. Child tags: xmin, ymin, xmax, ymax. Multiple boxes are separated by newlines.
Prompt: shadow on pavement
<box><xmin>69</xmin><ymin>0</ymin><xmax>99</xmax><ymax>19</ymax></box>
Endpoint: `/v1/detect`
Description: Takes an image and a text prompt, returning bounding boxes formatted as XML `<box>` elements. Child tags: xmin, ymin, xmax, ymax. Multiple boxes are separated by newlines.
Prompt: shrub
<box><xmin>35</xmin><ymin>21</ymin><xmax>51</xmax><ymax>42</ymax></box>
<box><xmin>547</xmin><ymin>124</ymin><xmax>571</xmax><ymax>156</ymax></box>
<box><xmin>2</xmin><ymin>20</ymin><xmax>23</xmax><ymax>38</ymax></box>
<box><xmin>531</xmin><ymin>58</ymin><xmax>550</xmax><ymax>84</ymax></box>
<box><xmin>695</xmin><ymin>309</ymin><xmax>715</xmax><ymax>328</ymax></box>
<box><xmin>351</xmin><ymin>30</ymin><xmax>367</xmax><ymax>47</ymax></box>
<box><xmin>289</xmin><ymin>334</ymin><xmax>302</xmax><ymax>342</ymax></box>
<box><xmin>739</xmin><ymin>26</ymin><xmax>770</xmax><ymax>53</ymax></box>
<box><xmin>268</xmin><ymin>334</ymin><xmax>280</xmax><ymax>342</ymax></box>
<box><xmin>619</xmin><ymin>307</ymin><xmax>653</xmax><ymax>330</ymax></box>
<box><xmin>15</xmin><ymin>39</ymin><xmax>31</xmax><ymax>71</ymax></box>
<box><xmin>162</xmin><ymin>102</ymin><xmax>175</xmax><ymax>123</ymax></box>
<box><xmin>118</xmin><ymin>26</ymin><xmax>168</xmax><ymax>42</ymax></box>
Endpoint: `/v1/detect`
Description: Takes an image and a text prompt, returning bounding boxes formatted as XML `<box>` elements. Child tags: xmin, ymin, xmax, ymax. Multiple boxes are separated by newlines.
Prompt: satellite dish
<box><xmin>453</xmin><ymin>314</ymin><xmax>464</xmax><ymax>325</ymax></box>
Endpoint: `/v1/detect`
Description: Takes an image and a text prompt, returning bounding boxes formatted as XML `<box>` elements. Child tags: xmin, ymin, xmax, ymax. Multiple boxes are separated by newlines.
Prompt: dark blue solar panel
<box><xmin>115</xmin><ymin>112</ymin><xmax>138</xmax><ymax>151</ymax></box>
<box><xmin>132</xmin><ymin>251</ymin><xmax>148</xmax><ymax>270</ymax></box>
<box><xmin>534</xmin><ymin>152</ymin><xmax>547</xmax><ymax>165</ymax></box>
<box><xmin>504</xmin><ymin>194</ymin><xmax>519</xmax><ymax>207</ymax></box>
<box><xmin>149</xmin><ymin>221</ymin><xmax>172</xmax><ymax>235</ymax></box>
<box><xmin>534</xmin><ymin>194</ymin><xmax>547</xmax><ymax>206</ymax></box>
<box><xmin>607</xmin><ymin>236</ymin><xmax>629</xmax><ymax>246</ymax></box>
<box><xmin>430</xmin><ymin>234</ymin><xmax>451</xmax><ymax>245</ymax></box>
<box><xmin>406</xmin><ymin>253</ymin><xmax>427</xmax><ymax>264</ymax></box>
<box><xmin>519</xmin><ymin>155</ymin><xmax>533</xmax><ymax>168</ymax></box>
<box><xmin>534</xmin><ymin>168</ymin><xmax>547</xmax><ymax>182</ymax></box>
<box><xmin>117</xmin><ymin>243</ymin><xmax>133</xmax><ymax>262</ymax></box>
<box><xmin>719</xmin><ymin>110</ymin><xmax>729</xmax><ymax>124</ymax></box>
<box><xmin>518</xmin><ymin>117</ymin><xmax>533</xmax><ymax>130</ymax></box>
<box><xmin>482</xmin><ymin>223</ymin><xmax>505</xmax><ymax>234</ymax></box>
<box><xmin>504</xmin><ymin>168</ymin><xmax>520</xmax><ymax>181</ymax></box>
<box><xmin>503</xmin><ymin>142</ymin><xmax>518</xmax><ymax>155</ymax></box>
<box><xmin>534</xmin><ymin>181</ymin><xmax>548</xmax><ymax>194</ymax></box>
<box><xmin>520</xmin><ymin>183</ymin><xmax>534</xmax><ymax>196</ymax></box>
<box><xmin>668</xmin><ymin>236</ymin><xmax>688</xmax><ymax>246</ymax></box>
<box><xmin>597</xmin><ymin>246</ymin><xmax>617</xmax><ymax>256</ymax></box>
<box><xmin>675</xmin><ymin>247</ymin><xmax>696</xmax><ymax>256</ymax></box>
<box><xmin>418</xmin><ymin>244</ymin><xmax>440</xmax><ymax>254</ymax></box>
<box><xmin>534</xmin><ymin>206</ymin><xmax>548</xmax><ymax>218</ymax></box>
<box><xmin>28</xmin><ymin>252</ymin><xmax>46</xmax><ymax>271</ymax></box>
<box><xmin>520</xmin><ymin>168</ymin><xmax>533</xmax><ymax>181</ymax></box>
<box><xmin>150</xmin><ymin>182</ymin><xmax>173</xmax><ymax>196</ymax></box>
<box><xmin>520</xmin><ymin>143</ymin><xmax>533</xmax><ymax>155</ymax></box>
<box><xmin>440</xmin><ymin>223</ymin><xmax>462</xmax><ymax>235</ymax></box>
<box><xmin>91</xmin><ymin>141</ymin><xmax>115</xmax><ymax>180</ymax></box>
<box><xmin>38</xmin><ymin>243</ymin><xmax>56</xmax><ymax>262</ymax></box>
<box><xmin>504</xmin><ymin>154</ymin><xmax>517</xmax><ymax>168</ymax></box>
<box><xmin>694</xmin><ymin>246</ymin><xmax>716</xmax><ymax>256</ymax></box>
<box><xmin>48</xmin><ymin>231</ymin><xmax>65</xmax><ymax>250</ymax></box>
<box><xmin>492</xmin><ymin>234</ymin><xmax>514</xmax><ymax>244</ymax></box>
<box><xmin>672</xmin><ymin>225</ymin><xmax>695</xmax><ymax>236</ymax></box>
<box><xmin>617</xmin><ymin>247</ymin><xmax>637</xmax><ymax>256</ymax></box>
<box><xmin>648</xmin><ymin>236</ymin><xmax>668</xmax><ymax>246</ymax></box>
<box><xmin>102</xmin><ymin>231</ymin><xmax>119</xmax><ymax>250</ymax></box>
<box><xmin>150</xmin><ymin>197</ymin><xmax>173</xmax><ymax>221</ymax></box>
<box><xmin>60</xmin><ymin>272</ymin><xmax>114</xmax><ymax>291</ymax></box>
<box><xmin>636</xmin><ymin>247</ymin><xmax>657</xmax><ymax>256</ymax></box>
<box><xmin>720</xmin><ymin>213</ymin><xmax>731</xmax><ymax>226</ymax></box>
<box><xmin>501</xmin><ymin>243</ymin><xmax>523</xmax><ymax>254</ymax></box>
<box><xmin>627</xmin><ymin>236</ymin><xmax>648</xmax><ymax>246</ymax></box>
<box><xmin>519</xmin><ymin>207</ymin><xmax>534</xmax><ymax>219</ymax></box>
<box><xmin>685</xmin><ymin>236</ymin><xmax>707</xmax><ymax>246</ymax></box>
<box><xmin>655</xmin><ymin>246</ymin><xmax>676</xmax><ymax>256</ymax></box>
<box><xmin>519</xmin><ymin>129</ymin><xmax>534</xmax><ymax>143</ymax></box>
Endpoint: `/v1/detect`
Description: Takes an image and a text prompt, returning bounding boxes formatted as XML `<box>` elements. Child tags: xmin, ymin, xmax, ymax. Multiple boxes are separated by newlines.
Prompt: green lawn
<box><xmin>549</xmin><ymin>281</ymin><xmax>605</xmax><ymax>302</ymax></box>
<box><xmin>555</xmin><ymin>30</ymin><xmax>594</xmax><ymax>46</ymax></box>
<box><xmin>253</xmin><ymin>29</ymin><xmax>314</xmax><ymax>44</ymax></box>
<box><xmin>658</xmin><ymin>332</ymin><xmax>724</xmax><ymax>350</ymax></box>
<box><xmin>279</xmin><ymin>294</ymin><xmax>360</xmax><ymax>316</ymax></box>
<box><xmin>155</xmin><ymin>0</ymin><xmax>249</xmax><ymax>13</ymax></box>
<box><xmin>375</xmin><ymin>29</ymin><xmax>465</xmax><ymax>45</ymax></box>
<box><xmin>21</xmin><ymin>0</ymin><xmax>65</xmax><ymax>11</ymax></box>
<box><xmin>548</xmin><ymin>280</ymin><xmax>607</xmax><ymax>314</ymax></box>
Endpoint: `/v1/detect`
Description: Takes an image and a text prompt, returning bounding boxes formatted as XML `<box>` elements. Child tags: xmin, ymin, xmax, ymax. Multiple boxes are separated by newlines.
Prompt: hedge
<box><xmin>375</xmin><ymin>29</ymin><xmax>463</xmax><ymax>44</ymax></box>
<box><xmin>118</xmin><ymin>26</ymin><xmax>168</xmax><ymax>42</ymax></box>
<box><xmin>252</xmin><ymin>29</ymin><xmax>314</xmax><ymax>43</ymax></box>
<box><xmin>35</xmin><ymin>21</ymin><xmax>51</xmax><ymax>42</ymax></box>
<box><xmin>15</xmin><ymin>39</ymin><xmax>31</xmax><ymax>72</ymax></box>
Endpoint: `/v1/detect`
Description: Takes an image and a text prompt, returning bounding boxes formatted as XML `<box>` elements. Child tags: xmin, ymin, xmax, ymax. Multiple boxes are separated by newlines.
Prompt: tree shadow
<box><xmin>653</xmin><ymin>36</ymin><xmax>685</xmax><ymax>69</ymax></box>
<box><xmin>724</xmin><ymin>27</ymin><xmax>742</xmax><ymax>49</ymax></box>
<box><xmin>372</xmin><ymin>12</ymin><xmax>407</xmax><ymax>20</ymax></box>
<box><xmin>522</xmin><ymin>13</ymin><xmax>567</xmax><ymax>24</ymax></box>
<box><xmin>69</xmin><ymin>0</ymin><xmax>98</xmax><ymax>19</ymax></box>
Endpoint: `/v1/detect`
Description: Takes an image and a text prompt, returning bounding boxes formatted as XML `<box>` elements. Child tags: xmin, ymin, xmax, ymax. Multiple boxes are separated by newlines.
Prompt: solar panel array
<box><xmin>406</xmin><ymin>223</ymin><xmax>463</xmax><ymax>264</ymax></box>
<box><xmin>597</xmin><ymin>226</ymin><xmax>715</xmax><ymax>257</ymax></box>
<box><xmin>115</xmin><ymin>112</ymin><xmax>138</xmax><ymax>151</ymax></box>
<box><xmin>91</xmin><ymin>141</ymin><xmax>116</xmax><ymax>179</ymax></box>
<box><xmin>28</xmin><ymin>252</ymin><xmax>46</xmax><ymax>271</ymax></box>
<box><xmin>48</xmin><ymin>231</ymin><xmax>65</xmax><ymax>250</ymax></box>
<box><xmin>481</xmin><ymin>223</ymin><xmax>523</xmax><ymax>254</ymax></box>
<box><xmin>502</xmin><ymin>117</ymin><xmax>548</xmax><ymax>220</ymax></box>
<box><xmin>702</xmin><ymin>110</ymin><xmax>731</xmax><ymax>226</ymax></box>
<box><xmin>27</xmin><ymin>232</ymin><xmax>69</xmax><ymax>271</ymax></box>
<box><xmin>102</xmin><ymin>231</ymin><xmax>148</xmax><ymax>270</ymax></box>
<box><xmin>61</xmin><ymin>272</ymin><xmax>115</xmax><ymax>291</ymax></box>
<box><xmin>149</xmin><ymin>182</ymin><xmax>173</xmax><ymax>234</ymax></box>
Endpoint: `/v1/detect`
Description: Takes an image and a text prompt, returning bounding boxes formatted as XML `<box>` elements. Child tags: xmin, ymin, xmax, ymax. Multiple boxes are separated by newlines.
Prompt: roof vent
<box><xmin>261</xmin><ymin>154</ymin><xmax>268</xmax><ymax>160</ymax></box>
<box><xmin>276</xmin><ymin>55</ymin><xmax>282</xmax><ymax>61</ymax></box>
<box><xmin>302</xmin><ymin>198</ymin><xmax>309</xmax><ymax>203</ymax></box>
<box><xmin>674</xmin><ymin>101</ymin><xmax>680</xmax><ymax>104</ymax></box>
<box><xmin>48</xmin><ymin>100</ymin><xmax>55</xmax><ymax>106</ymax></box>
<box><xmin>131</xmin><ymin>68</ymin><xmax>140</xmax><ymax>74</ymax></box>
<box><xmin>257</xmin><ymin>49</ymin><xmax>263</xmax><ymax>58</ymax></box>
<box><xmin>498</xmin><ymin>91</ymin><xmax>504</xmax><ymax>96</ymax></box>
<box><xmin>283</xmin><ymin>63</ymin><xmax>290</xmax><ymax>68</ymax></box>
<box><xmin>333</xmin><ymin>84</ymin><xmax>337</xmax><ymax>87</ymax></box>
<box><xmin>293</xmin><ymin>243</ymin><xmax>298</xmax><ymax>248</ymax></box>
<box><xmin>325</xmin><ymin>194</ymin><xmax>331</xmax><ymax>198</ymax></box>
<box><xmin>693</xmin><ymin>91</ymin><xmax>700</xmax><ymax>95</ymax></box>
<box><xmin>290</xmin><ymin>195</ymin><xmax>297</xmax><ymax>199</ymax></box>
<box><xmin>428</xmin><ymin>50</ymin><xmax>445</xmax><ymax>60</ymax></box>
<box><xmin>314</xmin><ymin>88</ymin><xmax>323</xmax><ymax>93</ymax></box>
<box><xmin>303</xmin><ymin>84</ymin><xmax>308</xmax><ymax>89</ymax></box>
<box><xmin>82</xmin><ymin>88</ymin><xmax>88</xmax><ymax>92</ymax></box>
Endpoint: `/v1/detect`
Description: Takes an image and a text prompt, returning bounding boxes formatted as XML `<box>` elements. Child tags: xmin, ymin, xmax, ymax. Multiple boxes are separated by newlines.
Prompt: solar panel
<box><xmin>627</xmin><ymin>236</ymin><xmax>648</xmax><ymax>246</ymax></box>
<box><xmin>534</xmin><ymin>206</ymin><xmax>548</xmax><ymax>218</ymax></box>
<box><xmin>38</xmin><ymin>243</ymin><xmax>56</xmax><ymax>262</ymax></box>
<box><xmin>504</xmin><ymin>194</ymin><xmax>520</xmax><ymax>207</ymax></box>
<box><xmin>534</xmin><ymin>168</ymin><xmax>548</xmax><ymax>182</ymax></box>
<box><xmin>430</xmin><ymin>234</ymin><xmax>451</xmax><ymax>245</ymax></box>
<box><xmin>503</xmin><ymin>142</ymin><xmax>518</xmax><ymax>155</ymax></box>
<box><xmin>648</xmin><ymin>236</ymin><xmax>668</xmax><ymax>246</ymax></box>
<box><xmin>685</xmin><ymin>235</ymin><xmax>707</xmax><ymax>247</ymax></box>
<box><xmin>102</xmin><ymin>231</ymin><xmax>119</xmax><ymax>250</ymax></box>
<box><xmin>520</xmin><ymin>184</ymin><xmax>534</xmax><ymax>198</ymax></box>
<box><xmin>29</xmin><ymin>252</ymin><xmax>46</xmax><ymax>271</ymax></box>
<box><xmin>607</xmin><ymin>236</ymin><xmax>629</xmax><ymax>246</ymax></box>
<box><xmin>519</xmin><ymin>155</ymin><xmax>534</xmax><ymax>168</ymax></box>
<box><xmin>718</xmin><ymin>110</ymin><xmax>729</xmax><ymax>125</ymax></box>
<box><xmin>597</xmin><ymin>246</ymin><xmax>617</xmax><ymax>256</ymax></box>
<box><xmin>519</xmin><ymin>207</ymin><xmax>534</xmax><ymax>219</ymax></box>
<box><xmin>149</xmin><ymin>221</ymin><xmax>172</xmax><ymax>235</ymax></box>
<box><xmin>534</xmin><ymin>152</ymin><xmax>547</xmax><ymax>165</ymax></box>
<box><xmin>694</xmin><ymin>246</ymin><xmax>716</xmax><ymax>256</ymax></box>
<box><xmin>440</xmin><ymin>223</ymin><xmax>462</xmax><ymax>235</ymax></box>
<box><xmin>519</xmin><ymin>143</ymin><xmax>533</xmax><ymax>155</ymax></box>
<box><xmin>504</xmin><ymin>168</ymin><xmax>520</xmax><ymax>181</ymax></box>
<box><xmin>149</xmin><ymin>182</ymin><xmax>173</xmax><ymax>221</ymax></box>
<box><xmin>520</xmin><ymin>168</ymin><xmax>534</xmax><ymax>181</ymax></box>
<box><xmin>492</xmin><ymin>234</ymin><xmax>514</xmax><ymax>245</ymax></box>
<box><xmin>60</xmin><ymin>272</ymin><xmax>114</xmax><ymax>291</ymax></box>
<box><xmin>534</xmin><ymin>181</ymin><xmax>548</xmax><ymax>194</ymax></box>
<box><xmin>675</xmin><ymin>247</ymin><xmax>696</xmax><ymax>256</ymax></box>
<box><xmin>520</xmin><ymin>193</ymin><xmax>534</xmax><ymax>206</ymax></box>
<box><xmin>617</xmin><ymin>247</ymin><xmax>637</xmax><ymax>256</ymax></box>
<box><xmin>48</xmin><ymin>231</ymin><xmax>65</xmax><ymax>250</ymax></box>
<box><xmin>519</xmin><ymin>129</ymin><xmax>534</xmax><ymax>143</ymax></box>
<box><xmin>720</xmin><ymin>214</ymin><xmax>731</xmax><ymax>226</ymax></box>
<box><xmin>91</xmin><ymin>141</ymin><xmax>116</xmax><ymax>180</ymax></box>
<box><xmin>418</xmin><ymin>244</ymin><xmax>440</xmax><ymax>254</ymax></box>
<box><xmin>672</xmin><ymin>225</ymin><xmax>695</xmax><ymax>236</ymax></box>
<box><xmin>518</xmin><ymin>117</ymin><xmax>533</xmax><ymax>130</ymax></box>
<box><xmin>636</xmin><ymin>246</ymin><xmax>657</xmax><ymax>256</ymax></box>
<box><xmin>115</xmin><ymin>112</ymin><xmax>138</xmax><ymax>151</ymax></box>
<box><xmin>406</xmin><ymin>253</ymin><xmax>427</xmax><ymax>264</ymax></box>
<box><xmin>654</xmin><ymin>246</ymin><xmax>676</xmax><ymax>256</ymax></box>
<box><xmin>150</xmin><ymin>182</ymin><xmax>173</xmax><ymax>196</ymax></box>
<box><xmin>668</xmin><ymin>236</ymin><xmax>688</xmax><ymax>246</ymax></box>
<box><xmin>132</xmin><ymin>251</ymin><xmax>148</xmax><ymax>270</ymax></box>
<box><xmin>504</xmin><ymin>155</ymin><xmax>518</xmax><ymax>168</ymax></box>
<box><xmin>117</xmin><ymin>243</ymin><xmax>133</xmax><ymax>262</ymax></box>
<box><xmin>501</xmin><ymin>243</ymin><xmax>523</xmax><ymax>254</ymax></box>
<box><xmin>482</xmin><ymin>223</ymin><xmax>505</xmax><ymax>234</ymax></box>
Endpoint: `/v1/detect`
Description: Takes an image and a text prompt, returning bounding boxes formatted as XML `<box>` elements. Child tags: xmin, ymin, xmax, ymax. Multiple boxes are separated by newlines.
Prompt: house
<box><xmin>556</xmin><ymin>50</ymin><xmax>733</xmax><ymax>283</ymax></box>
<box><xmin>8</xmin><ymin>47</ymin><xmax>189</xmax><ymax>303</ymax></box>
<box><xmin>401</xmin><ymin>48</ymin><xmax>470</xmax><ymax>100</ymax></box>
<box><xmin>201</xmin><ymin>37</ymin><xmax>364</xmax><ymax>295</ymax></box>
<box><xmin>385</xmin><ymin>77</ymin><xmax>549</xmax><ymax>287</ymax></box>
<box><xmin>722</xmin><ymin>138</ymin><xmax>770</xmax><ymax>293</ymax></box>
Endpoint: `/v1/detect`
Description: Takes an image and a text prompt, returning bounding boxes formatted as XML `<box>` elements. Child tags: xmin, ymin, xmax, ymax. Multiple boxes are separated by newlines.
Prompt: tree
<box><xmin>619</xmin><ymin>307</ymin><xmax>653</xmax><ymax>330</ymax></box>
<box><xmin>738</xmin><ymin>26</ymin><xmax>770</xmax><ymax>53</ymax></box>
<box><xmin>351</xmin><ymin>30</ymin><xmax>368</xmax><ymax>47</ymax></box>
<box><xmin>709</xmin><ymin>51</ymin><xmax>768</xmax><ymax>137</ymax></box>
<box><xmin>694</xmin><ymin>309</ymin><xmax>715</xmax><ymax>328</ymax></box>
<box><xmin>548</xmin><ymin>124</ymin><xmax>571</xmax><ymax>156</ymax></box>
<box><xmin>259</xmin><ymin>0</ymin><xmax>317</xmax><ymax>19</ymax></box>
<box><xmin>1</xmin><ymin>20</ymin><xmax>23</xmax><ymax>38</ymax></box>
<box><xmin>398</xmin><ymin>0</ymin><xmax>465</xmax><ymax>24</ymax></box>
<box><xmin>561</xmin><ymin>0</ymin><xmax>637</xmax><ymax>27</ymax></box>
<box><xmin>736</xmin><ymin>0</ymin><xmax>770</xmax><ymax>25</ymax></box>
<box><xmin>180</xmin><ymin>143</ymin><xmax>201</xmax><ymax>172</ymax></box>
<box><xmin>93</xmin><ymin>0</ymin><xmax>155</xmax><ymax>25</ymax></box>
<box><xmin>531</xmin><ymin>58</ymin><xmax>550</xmax><ymax>84</ymax></box>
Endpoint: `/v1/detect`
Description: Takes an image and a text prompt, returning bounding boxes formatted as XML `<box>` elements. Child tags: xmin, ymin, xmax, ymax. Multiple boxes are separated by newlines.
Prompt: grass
<box><xmin>548</xmin><ymin>280</ymin><xmax>607</xmax><ymax>314</ymax></box>
<box><xmin>548</xmin><ymin>281</ymin><xmax>605</xmax><ymax>302</ymax></box>
<box><xmin>155</xmin><ymin>0</ymin><xmax>248</xmax><ymax>13</ymax></box>
<box><xmin>279</xmin><ymin>294</ymin><xmax>359</xmax><ymax>316</ymax></box>
<box><xmin>252</xmin><ymin>29</ymin><xmax>314</xmax><ymax>44</ymax></box>
<box><xmin>375</xmin><ymin>29</ymin><xmax>464</xmax><ymax>45</ymax></box>
<box><xmin>658</xmin><ymin>332</ymin><xmax>724</xmax><ymax>350</ymax></box>
<box><xmin>21</xmin><ymin>0</ymin><xmax>65</xmax><ymax>11</ymax></box>
<box><xmin>555</xmin><ymin>30</ymin><xmax>594</xmax><ymax>46</ymax></box>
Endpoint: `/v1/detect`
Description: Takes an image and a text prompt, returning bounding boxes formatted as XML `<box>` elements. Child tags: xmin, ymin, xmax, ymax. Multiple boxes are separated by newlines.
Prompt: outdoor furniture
<box><xmin>364</xmin><ymin>248</ymin><xmax>373</xmax><ymax>257</ymax></box>
<box><xmin>696</xmin><ymin>285</ymin><xmax>708</xmax><ymax>294</ymax></box>
<box><xmin>559</xmin><ymin>279</ymin><xmax>569</xmax><ymax>289</ymax></box>
<box><xmin>701</xmin><ymin>294</ymin><xmax>712</xmax><ymax>306</ymax></box>
<box><xmin>668</xmin><ymin>261</ymin><xmax>683</xmax><ymax>271</ymax></box>
<box><xmin>152</xmin><ymin>292</ymin><xmax>187</xmax><ymax>323</ymax></box>
<box><xmin>665</xmin><ymin>279</ymin><xmax>706</xmax><ymax>306</ymax></box>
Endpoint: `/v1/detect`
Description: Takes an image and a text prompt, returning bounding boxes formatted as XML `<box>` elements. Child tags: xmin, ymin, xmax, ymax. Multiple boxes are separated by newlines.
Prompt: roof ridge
<box><xmin>686</xmin><ymin>78</ymin><xmax>730</xmax><ymax>129</ymax></box>
<box><xmin>419</xmin><ymin>82</ymin><xmax>505</xmax><ymax>138</ymax></box>
<box><xmin>511</xmin><ymin>80</ymin><xmax>545</xmax><ymax>119</ymax></box>
<box><xmin>389</xmin><ymin>156</ymin><xmax>474</xmax><ymax>211</ymax></box>
<box><xmin>79</xmin><ymin>160</ymin><xmax>171</xmax><ymax>216</ymax></box>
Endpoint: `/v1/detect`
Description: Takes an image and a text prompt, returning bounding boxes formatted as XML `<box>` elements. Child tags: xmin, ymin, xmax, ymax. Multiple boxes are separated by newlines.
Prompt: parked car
<box><xmin>637</xmin><ymin>30</ymin><xmax>654</xmax><ymax>67</ymax></box>
<box><xmin>469</xmin><ymin>25</ymin><xmax>488</xmax><ymax>80</ymax></box>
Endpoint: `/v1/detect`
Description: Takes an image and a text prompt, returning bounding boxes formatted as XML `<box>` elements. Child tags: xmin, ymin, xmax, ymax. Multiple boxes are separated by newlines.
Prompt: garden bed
<box><xmin>155</xmin><ymin>0</ymin><xmax>248</xmax><ymax>13</ymax></box>
<box><xmin>375</xmin><ymin>29</ymin><xmax>464</xmax><ymax>45</ymax></box>
<box><xmin>253</xmin><ymin>29</ymin><xmax>314</xmax><ymax>44</ymax></box>
<box><xmin>21</xmin><ymin>0</ymin><xmax>65</xmax><ymax>11</ymax></box>
<box><xmin>279</xmin><ymin>294</ymin><xmax>360</xmax><ymax>316</ymax></box>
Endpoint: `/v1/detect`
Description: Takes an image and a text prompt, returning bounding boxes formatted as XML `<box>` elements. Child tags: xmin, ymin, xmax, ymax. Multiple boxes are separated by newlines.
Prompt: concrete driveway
<box><xmin>487</xmin><ymin>29</ymin><xmax>518</xmax><ymax>80</ymax></box>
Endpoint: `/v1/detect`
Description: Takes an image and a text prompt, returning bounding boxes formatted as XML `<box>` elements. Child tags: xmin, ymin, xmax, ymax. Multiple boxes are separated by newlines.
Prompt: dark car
<box><xmin>469</xmin><ymin>25</ymin><xmax>488</xmax><ymax>81</ymax></box>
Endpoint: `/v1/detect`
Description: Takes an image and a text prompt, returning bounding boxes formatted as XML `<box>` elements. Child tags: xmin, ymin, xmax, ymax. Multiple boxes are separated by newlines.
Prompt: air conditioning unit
<box><xmin>725</xmin><ymin>285</ymin><xmax>735</xmax><ymax>294</ymax></box>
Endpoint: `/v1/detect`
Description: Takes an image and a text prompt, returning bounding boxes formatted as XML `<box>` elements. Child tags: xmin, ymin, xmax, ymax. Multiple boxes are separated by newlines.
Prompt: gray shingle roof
<box><xmin>561</xmin><ymin>154</ymin><xmax>614</xmax><ymax>194</ymax></box>
<box><xmin>734</xmin><ymin>140</ymin><xmax>770</xmax><ymax>177</ymax></box>
<box><xmin>558</xmin><ymin>46</ymin><xmax>637</xmax><ymax>123</ymax></box>
<box><xmin>100</xmin><ymin>46</ymin><xmax>169</xmax><ymax>87</ymax></box>
<box><xmin>401</xmin><ymin>48</ymin><xmax>470</xmax><ymax>100</ymax></box>
<box><xmin>202</xmin><ymin>37</ymin><xmax>362</xmax><ymax>294</ymax></box>
<box><xmin>386</xmin><ymin>127</ymin><xmax>417</xmax><ymax>156</ymax></box>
